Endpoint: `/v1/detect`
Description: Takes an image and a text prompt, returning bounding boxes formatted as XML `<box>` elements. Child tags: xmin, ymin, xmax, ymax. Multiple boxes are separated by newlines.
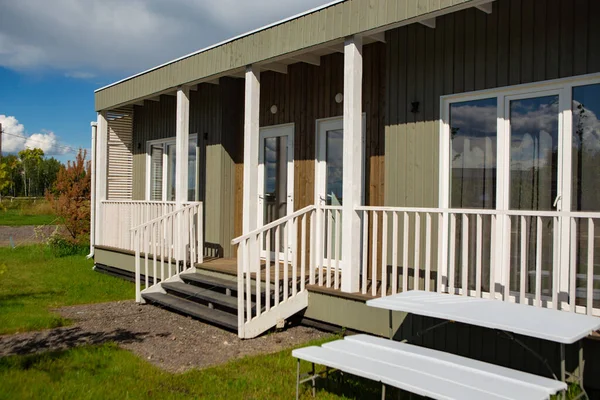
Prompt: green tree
<box><xmin>40</xmin><ymin>157</ymin><xmax>62</xmax><ymax>195</ymax></box>
<box><xmin>0</xmin><ymin>161</ymin><xmax>10</xmax><ymax>199</ymax></box>
<box><xmin>18</xmin><ymin>148</ymin><xmax>44</xmax><ymax>197</ymax></box>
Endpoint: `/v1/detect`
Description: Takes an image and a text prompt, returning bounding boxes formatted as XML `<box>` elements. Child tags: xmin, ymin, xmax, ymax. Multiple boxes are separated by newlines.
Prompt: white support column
<box><xmin>95</xmin><ymin>112</ymin><xmax>108</xmax><ymax>246</ymax></box>
<box><xmin>341</xmin><ymin>35</ymin><xmax>363</xmax><ymax>293</ymax></box>
<box><xmin>175</xmin><ymin>86</ymin><xmax>190</xmax><ymax>207</ymax></box>
<box><xmin>242</xmin><ymin>65</ymin><xmax>260</xmax><ymax>234</ymax></box>
<box><xmin>89</xmin><ymin>121</ymin><xmax>98</xmax><ymax>256</ymax></box>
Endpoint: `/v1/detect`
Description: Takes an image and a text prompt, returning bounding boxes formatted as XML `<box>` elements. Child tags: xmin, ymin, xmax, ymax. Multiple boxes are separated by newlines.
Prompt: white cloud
<box><xmin>0</xmin><ymin>0</ymin><xmax>331</xmax><ymax>77</ymax></box>
<box><xmin>0</xmin><ymin>115</ymin><xmax>72</xmax><ymax>155</ymax></box>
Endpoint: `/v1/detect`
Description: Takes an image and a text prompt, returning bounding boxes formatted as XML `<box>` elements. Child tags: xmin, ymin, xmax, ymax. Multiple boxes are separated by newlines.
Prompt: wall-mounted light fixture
<box><xmin>411</xmin><ymin>101</ymin><xmax>420</xmax><ymax>114</ymax></box>
<box><xmin>335</xmin><ymin>93</ymin><xmax>343</xmax><ymax>104</ymax></box>
<box><xmin>270</xmin><ymin>105</ymin><xmax>278</xmax><ymax>114</ymax></box>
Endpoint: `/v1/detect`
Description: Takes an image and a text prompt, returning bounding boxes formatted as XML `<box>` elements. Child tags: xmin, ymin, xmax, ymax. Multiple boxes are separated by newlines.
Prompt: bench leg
<box><xmin>311</xmin><ymin>363</ymin><xmax>316</xmax><ymax>397</ymax></box>
<box><xmin>381</xmin><ymin>383</ymin><xmax>386</xmax><ymax>400</ymax></box>
<box><xmin>296</xmin><ymin>359</ymin><xmax>301</xmax><ymax>400</ymax></box>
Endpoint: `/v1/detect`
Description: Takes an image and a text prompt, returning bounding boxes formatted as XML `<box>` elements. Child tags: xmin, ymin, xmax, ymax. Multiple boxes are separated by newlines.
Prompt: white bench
<box><xmin>292</xmin><ymin>334</ymin><xmax>566</xmax><ymax>400</ymax></box>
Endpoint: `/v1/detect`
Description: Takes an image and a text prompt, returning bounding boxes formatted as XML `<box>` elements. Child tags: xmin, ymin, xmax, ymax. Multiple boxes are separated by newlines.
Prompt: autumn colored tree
<box><xmin>47</xmin><ymin>149</ymin><xmax>91</xmax><ymax>243</ymax></box>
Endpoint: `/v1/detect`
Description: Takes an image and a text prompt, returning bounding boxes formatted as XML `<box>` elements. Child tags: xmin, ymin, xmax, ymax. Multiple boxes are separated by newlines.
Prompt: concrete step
<box><xmin>142</xmin><ymin>292</ymin><xmax>237</xmax><ymax>331</ymax></box>
<box><xmin>180</xmin><ymin>272</ymin><xmax>276</xmax><ymax>298</ymax></box>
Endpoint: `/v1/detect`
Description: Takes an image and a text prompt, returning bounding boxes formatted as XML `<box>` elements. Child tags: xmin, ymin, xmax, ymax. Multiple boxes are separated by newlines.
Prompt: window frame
<box><xmin>440</xmin><ymin>72</ymin><xmax>600</xmax><ymax>214</ymax></box>
<box><xmin>145</xmin><ymin>134</ymin><xmax>198</xmax><ymax>202</ymax></box>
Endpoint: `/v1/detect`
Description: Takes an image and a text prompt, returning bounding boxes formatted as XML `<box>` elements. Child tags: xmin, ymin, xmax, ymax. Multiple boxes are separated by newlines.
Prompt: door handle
<box><xmin>553</xmin><ymin>195</ymin><xmax>561</xmax><ymax>208</ymax></box>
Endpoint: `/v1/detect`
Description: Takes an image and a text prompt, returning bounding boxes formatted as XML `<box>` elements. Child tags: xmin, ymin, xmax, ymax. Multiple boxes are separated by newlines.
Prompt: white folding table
<box><xmin>367</xmin><ymin>290</ymin><xmax>600</xmax><ymax>397</ymax></box>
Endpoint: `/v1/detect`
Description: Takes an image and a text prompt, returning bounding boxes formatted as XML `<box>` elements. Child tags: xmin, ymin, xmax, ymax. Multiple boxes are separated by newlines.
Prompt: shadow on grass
<box><xmin>308</xmin><ymin>370</ymin><xmax>424</xmax><ymax>400</ymax></box>
<box><xmin>0</xmin><ymin>326</ymin><xmax>151</xmax><ymax>357</ymax></box>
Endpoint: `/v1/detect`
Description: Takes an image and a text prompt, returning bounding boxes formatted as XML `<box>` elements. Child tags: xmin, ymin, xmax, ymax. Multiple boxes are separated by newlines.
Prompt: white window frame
<box><xmin>145</xmin><ymin>134</ymin><xmax>198</xmax><ymax>202</ymax></box>
<box><xmin>439</xmin><ymin>72</ymin><xmax>600</xmax><ymax>302</ymax></box>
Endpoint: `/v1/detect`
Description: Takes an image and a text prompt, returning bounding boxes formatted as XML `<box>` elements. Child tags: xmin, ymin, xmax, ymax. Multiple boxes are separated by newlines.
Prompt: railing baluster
<box><xmin>535</xmin><ymin>217</ymin><xmax>543</xmax><ymax>307</ymax></box>
<box><xmin>587</xmin><ymin>219</ymin><xmax>595</xmax><ymax>316</ymax></box>
<box><xmin>448</xmin><ymin>213</ymin><xmax>456</xmax><ymax>295</ymax></box>
<box><xmin>520</xmin><ymin>215</ymin><xmax>528</xmax><ymax>304</ymax></box>
<box><xmin>256</xmin><ymin>233</ymin><xmax>262</xmax><ymax>318</ymax></box>
<box><xmin>392</xmin><ymin>211</ymin><xmax>399</xmax><ymax>295</ymax></box>
<box><xmin>237</xmin><ymin>243</ymin><xmax>244</xmax><ymax>337</ymax></box>
<box><xmin>371</xmin><ymin>211</ymin><xmax>378</xmax><ymax>296</ymax></box>
<box><xmin>461</xmin><ymin>214</ymin><xmax>469</xmax><ymax>296</ymax></box>
<box><xmin>334</xmin><ymin>209</ymin><xmax>341</xmax><ymax>290</ymax></box>
<box><xmin>414</xmin><ymin>213</ymin><xmax>421</xmax><ymax>291</ymax></box>
<box><xmin>301</xmin><ymin>214</ymin><xmax>307</xmax><ymax>292</ymax></box>
<box><xmin>292</xmin><ymin>217</ymin><xmax>298</xmax><ymax>296</ymax></box>
<box><xmin>475</xmin><ymin>214</ymin><xmax>482</xmax><ymax>298</ymax></box>
<box><xmin>402</xmin><ymin>212</ymin><xmax>409</xmax><ymax>293</ymax></box>
<box><xmin>570</xmin><ymin>218</ymin><xmax>577</xmax><ymax>312</ymax></box>
<box><xmin>160</xmin><ymin>219</ymin><xmax>164</xmax><ymax>282</ymax></box>
<box><xmin>319</xmin><ymin>207</ymin><xmax>324</xmax><ymax>287</ymax></box>
<box><xmin>134</xmin><ymin>230</ymin><xmax>141</xmax><ymax>302</ymax></box>
<box><xmin>284</xmin><ymin>220</ymin><xmax>289</xmax><ymax>301</ymax></box>
<box><xmin>152</xmin><ymin>222</ymin><xmax>157</xmax><ymax>284</ymax></box>
<box><xmin>362</xmin><ymin>211</ymin><xmax>369</xmax><ymax>294</ymax></box>
<box><xmin>275</xmin><ymin>225</ymin><xmax>280</xmax><ymax>307</ymax></box>
<box><xmin>327</xmin><ymin>210</ymin><xmax>333</xmax><ymax>288</ymax></box>
<box><xmin>490</xmin><ymin>214</ymin><xmax>496</xmax><ymax>299</ymax></box>
<box><xmin>244</xmin><ymin>238</ymin><xmax>251</xmax><ymax>322</ymax></box>
<box><xmin>425</xmin><ymin>213</ymin><xmax>431</xmax><ymax>292</ymax></box>
<box><xmin>552</xmin><ymin>216</ymin><xmax>559</xmax><ymax>310</ymax></box>
<box><xmin>504</xmin><ymin>217</ymin><xmax>512</xmax><ymax>301</ymax></box>
<box><xmin>381</xmin><ymin>211</ymin><xmax>388</xmax><ymax>296</ymax></box>
<box><xmin>265</xmin><ymin>230</ymin><xmax>271</xmax><ymax>312</ymax></box>
<box><xmin>309</xmin><ymin>210</ymin><xmax>316</xmax><ymax>285</ymax></box>
<box><xmin>144</xmin><ymin>225</ymin><xmax>149</xmax><ymax>289</ymax></box>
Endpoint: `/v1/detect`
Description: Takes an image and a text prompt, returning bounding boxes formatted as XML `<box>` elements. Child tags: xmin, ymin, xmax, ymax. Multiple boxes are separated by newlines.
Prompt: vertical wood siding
<box><xmin>107</xmin><ymin>106</ymin><xmax>134</xmax><ymax>199</ymax></box>
<box><xmin>385</xmin><ymin>0</ymin><xmax>600</xmax><ymax>210</ymax></box>
<box><xmin>259</xmin><ymin>43</ymin><xmax>386</xmax><ymax>211</ymax></box>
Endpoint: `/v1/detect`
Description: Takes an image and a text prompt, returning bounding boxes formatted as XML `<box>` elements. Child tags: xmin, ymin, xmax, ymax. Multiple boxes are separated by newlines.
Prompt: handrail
<box><xmin>131</xmin><ymin>203</ymin><xmax>200</xmax><ymax>230</ymax></box>
<box><xmin>231</xmin><ymin>204</ymin><xmax>316</xmax><ymax>244</ymax></box>
<box><xmin>355</xmin><ymin>205</ymin><xmax>600</xmax><ymax>219</ymax></box>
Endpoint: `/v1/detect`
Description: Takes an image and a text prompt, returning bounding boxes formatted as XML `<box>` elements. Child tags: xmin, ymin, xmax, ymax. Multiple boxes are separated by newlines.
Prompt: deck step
<box><xmin>142</xmin><ymin>292</ymin><xmax>237</xmax><ymax>331</ymax></box>
<box><xmin>180</xmin><ymin>272</ymin><xmax>276</xmax><ymax>296</ymax></box>
<box><xmin>161</xmin><ymin>281</ymin><xmax>251</xmax><ymax>313</ymax></box>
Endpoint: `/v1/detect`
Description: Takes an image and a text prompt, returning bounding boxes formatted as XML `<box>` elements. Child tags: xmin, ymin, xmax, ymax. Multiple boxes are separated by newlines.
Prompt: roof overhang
<box><xmin>95</xmin><ymin>0</ymin><xmax>486</xmax><ymax>111</ymax></box>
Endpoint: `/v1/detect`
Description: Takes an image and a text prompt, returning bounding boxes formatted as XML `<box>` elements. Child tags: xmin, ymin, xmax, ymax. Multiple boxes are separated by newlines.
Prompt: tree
<box><xmin>0</xmin><ymin>155</ymin><xmax>23</xmax><ymax>197</ymax></box>
<box><xmin>18</xmin><ymin>148</ymin><xmax>44</xmax><ymax>197</ymax></box>
<box><xmin>0</xmin><ymin>161</ymin><xmax>10</xmax><ymax>200</ymax></box>
<box><xmin>47</xmin><ymin>149</ymin><xmax>91</xmax><ymax>243</ymax></box>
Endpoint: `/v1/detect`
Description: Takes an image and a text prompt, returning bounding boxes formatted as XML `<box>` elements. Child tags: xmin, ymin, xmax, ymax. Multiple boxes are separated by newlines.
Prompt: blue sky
<box><xmin>0</xmin><ymin>0</ymin><xmax>330</xmax><ymax>163</ymax></box>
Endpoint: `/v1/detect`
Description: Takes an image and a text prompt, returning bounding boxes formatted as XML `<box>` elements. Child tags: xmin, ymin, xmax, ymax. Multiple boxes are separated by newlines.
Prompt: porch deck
<box><xmin>197</xmin><ymin>257</ymin><xmax>313</xmax><ymax>283</ymax></box>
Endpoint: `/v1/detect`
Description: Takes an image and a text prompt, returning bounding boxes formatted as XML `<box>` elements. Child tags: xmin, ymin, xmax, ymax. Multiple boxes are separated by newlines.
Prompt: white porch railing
<box><xmin>98</xmin><ymin>201</ymin><xmax>195</xmax><ymax>251</ymax></box>
<box><xmin>232</xmin><ymin>205</ymin><xmax>316</xmax><ymax>338</ymax></box>
<box><xmin>356</xmin><ymin>206</ymin><xmax>600</xmax><ymax>317</ymax></box>
<box><xmin>132</xmin><ymin>202</ymin><xmax>203</xmax><ymax>302</ymax></box>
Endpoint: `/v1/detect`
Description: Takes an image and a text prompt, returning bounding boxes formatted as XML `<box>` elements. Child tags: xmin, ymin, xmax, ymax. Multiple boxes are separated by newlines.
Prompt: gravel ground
<box><xmin>0</xmin><ymin>225</ymin><xmax>61</xmax><ymax>247</ymax></box>
<box><xmin>0</xmin><ymin>301</ymin><xmax>328</xmax><ymax>373</ymax></box>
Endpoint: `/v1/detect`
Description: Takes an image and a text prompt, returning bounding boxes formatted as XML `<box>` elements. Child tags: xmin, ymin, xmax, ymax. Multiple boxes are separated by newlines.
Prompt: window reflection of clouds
<box><xmin>326</xmin><ymin>129</ymin><xmax>343</xmax><ymax>203</ymax></box>
<box><xmin>509</xmin><ymin>96</ymin><xmax>558</xmax><ymax>171</ymax></box>
<box><xmin>450</xmin><ymin>99</ymin><xmax>497</xmax><ymax>169</ymax></box>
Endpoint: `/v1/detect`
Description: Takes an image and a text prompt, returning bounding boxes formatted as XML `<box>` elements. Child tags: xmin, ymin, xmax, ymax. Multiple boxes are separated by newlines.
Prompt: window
<box><xmin>146</xmin><ymin>135</ymin><xmax>198</xmax><ymax>202</ymax></box>
<box><xmin>442</xmin><ymin>74</ymin><xmax>600</xmax><ymax>299</ymax></box>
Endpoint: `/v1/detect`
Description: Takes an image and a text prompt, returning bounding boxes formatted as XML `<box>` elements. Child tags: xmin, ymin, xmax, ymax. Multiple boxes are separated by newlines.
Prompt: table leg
<box><xmin>560</xmin><ymin>343</ymin><xmax>566</xmax><ymax>400</ymax></box>
<box><xmin>296</xmin><ymin>359</ymin><xmax>301</xmax><ymax>400</ymax></box>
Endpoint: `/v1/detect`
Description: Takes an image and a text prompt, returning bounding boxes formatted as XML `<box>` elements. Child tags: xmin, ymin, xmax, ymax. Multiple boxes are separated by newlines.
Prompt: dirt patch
<box><xmin>0</xmin><ymin>225</ymin><xmax>63</xmax><ymax>247</ymax></box>
<box><xmin>0</xmin><ymin>301</ymin><xmax>329</xmax><ymax>373</ymax></box>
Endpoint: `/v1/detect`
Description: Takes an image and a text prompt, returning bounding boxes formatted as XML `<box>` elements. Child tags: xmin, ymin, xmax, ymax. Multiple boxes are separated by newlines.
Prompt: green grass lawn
<box><xmin>0</xmin><ymin>340</ymin><xmax>388</xmax><ymax>400</ymax></box>
<box><xmin>0</xmin><ymin>209</ymin><xmax>59</xmax><ymax>226</ymax></box>
<box><xmin>0</xmin><ymin>245</ymin><xmax>133</xmax><ymax>334</ymax></box>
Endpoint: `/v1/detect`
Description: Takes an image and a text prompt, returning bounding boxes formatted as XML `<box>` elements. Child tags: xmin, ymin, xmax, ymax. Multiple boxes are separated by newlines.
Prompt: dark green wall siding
<box><xmin>385</xmin><ymin>0</ymin><xmax>600</xmax><ymax>208</ymax></box>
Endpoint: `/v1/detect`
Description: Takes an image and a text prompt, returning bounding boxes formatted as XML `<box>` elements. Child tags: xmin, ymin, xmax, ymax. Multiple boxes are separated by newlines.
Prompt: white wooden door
<box><xmin>257</xmin><ymin>124</ymin><xmax>294</xmax><ymax>260</ymax></box>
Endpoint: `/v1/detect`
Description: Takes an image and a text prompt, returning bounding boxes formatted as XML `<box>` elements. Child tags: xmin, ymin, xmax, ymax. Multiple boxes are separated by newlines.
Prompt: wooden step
<box><xmin>161</xmin><ymin>281</ymin><xmax>250</xmax><ymax>313</ymax></box>
<box><xmin>141</xmin><ymin>292</ymin><xmax>237</xmax><ymax>331</ymax></box>
<box><xmin>180</xmin><ymin>272</ymin><xmax>276</xmax><ymax>296</ymax></box>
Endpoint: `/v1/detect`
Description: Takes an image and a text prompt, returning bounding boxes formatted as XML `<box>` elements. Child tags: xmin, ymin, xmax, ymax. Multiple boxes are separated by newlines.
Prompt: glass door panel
<box><xmin>258</xmin><ymin>125</ymin><xmax>294</xmax><ymax>259</ymax></box>
<box><xmin>507</xmin><ymin>94</ymin><xmax>560</xmax><ymax>298</ymax></box>
<box><xmin>572</xmin><ymin>83</ymin><xmax>600</xmax><ymax>305</ymax></box>
<box><xmin>166</xmin><ymin>143</ymin><xmax>177</xmax><ymax>202</ymax></box>
<box><xmin>149</xmin><ymin>145</ymin><xmax>164</xmax><ymax>201</ymax></box>
<box><xmin>448</xmin><ymin>98</ymin><xmax>497</xmax><ymax>293</ymax></box>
